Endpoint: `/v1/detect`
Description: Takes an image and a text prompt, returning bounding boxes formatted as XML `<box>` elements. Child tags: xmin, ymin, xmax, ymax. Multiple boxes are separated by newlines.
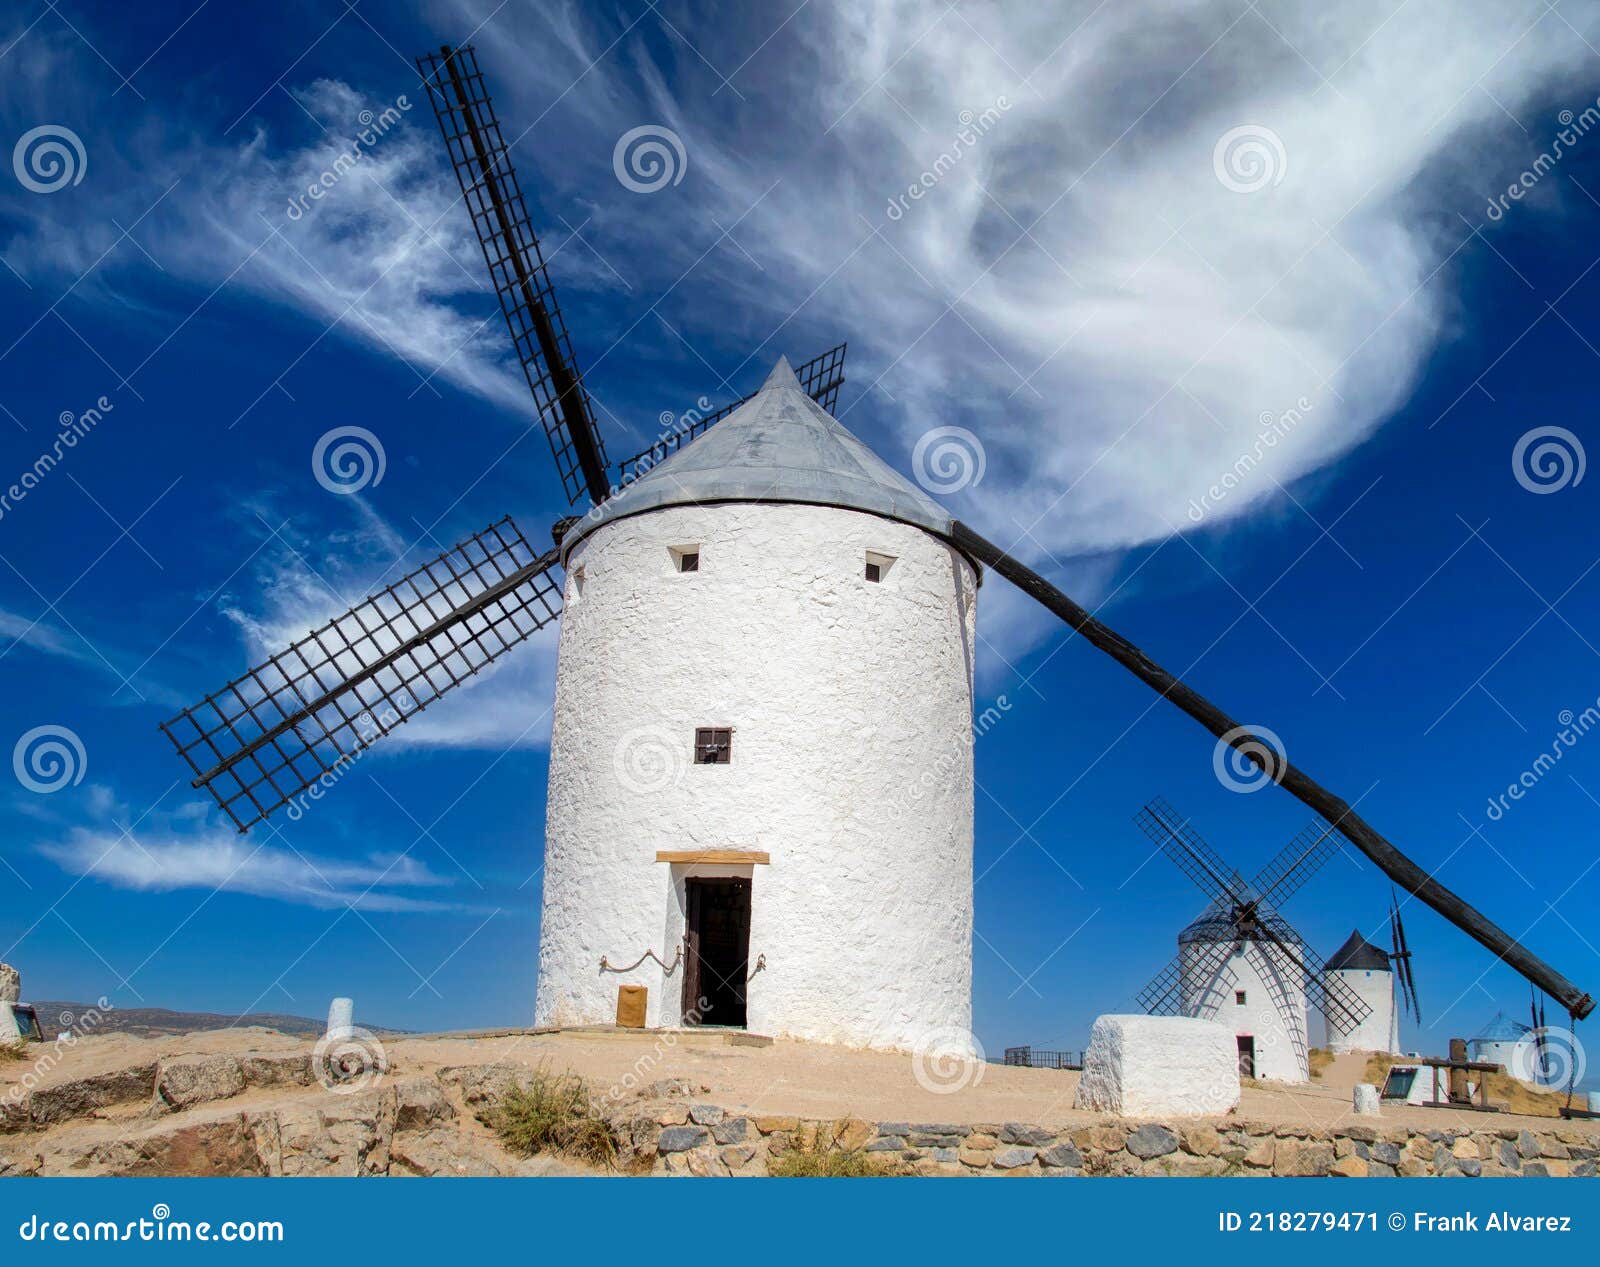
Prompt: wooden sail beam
<box><xmin>950</xmin><ymin>520</ymin><xmax>1595</xmax><ymax>1020</ymax></box>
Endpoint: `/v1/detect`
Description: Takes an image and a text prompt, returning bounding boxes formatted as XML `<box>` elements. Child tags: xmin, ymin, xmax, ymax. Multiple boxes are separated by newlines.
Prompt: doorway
<box><xmin>1236</xmin><ymin>1035</ymin><xmax>1255</xmax><ymax>1078</ymax></box>
<box><xmin>681</xmin><ymin>878</ymin><xmax>751</xmax><ymax>1028</ymax></box>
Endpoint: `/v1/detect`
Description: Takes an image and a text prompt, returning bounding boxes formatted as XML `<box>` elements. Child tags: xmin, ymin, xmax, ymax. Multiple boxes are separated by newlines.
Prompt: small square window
<box><xmin>865</xmin><ymin>550</ymin><xmax>895</xmax><ymax>582</ymax></box>
<box><xmin>865</xmin><ymin>561</ymin><xmax>881</xmax><ymax>583</ymax></box>
<box><xmin>568</xmin><ymin>565</ymin><xmax>585</xmax><ymax>600</ymax></box>
<box><xmin>670</xmin><ymin>545</ymin><xmax>700</xmax><ymax>573</ymax></box>
<box><xmin>694</xmin><ymin>727</ymin><xmax>732</xmax><ymax>764</ymax></box>
<box><xmin>1234</xmin><ymin>990</ymin><xmax>1247</xmax><ymax>1006</ymax></box>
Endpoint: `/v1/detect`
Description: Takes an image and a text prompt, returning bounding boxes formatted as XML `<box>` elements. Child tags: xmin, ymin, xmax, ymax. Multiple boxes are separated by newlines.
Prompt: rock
<box><xmin>1073</xmin><ymin>1014</ymin><xmax>1239</xmax><ymax>1118</ymax></box>
<box><xmin>720</xmin><ymin>1144</ymin><xmax>758</xmax><ymax>1169</ymax></box>
<box><xmin>1451</xmin><ymin>1136</ymin><xmax>1480</xmax><ymax>1160</ymax></box>
<box><xmin>1352</xmin><ymin>1083</ymin><xmax>1380</xmax><ymax>1115</ymax></box>
<box><xmin>155</xmin><ymin>1056</ymin><xmax>246</xmax><ymax>1111</ymax></box>
<box><xmin>1000</xmin><ymin>1122</ymin><xmax>1054</xmax><ymax>1146</ymax></box>
<box><xmin>392</xmin><ymin>1077</ymin><xmax>454</xmax><ymax>1132</ymax></box>
<box><xmin>909</xmin><ymin>1122</ymin><xmax>971</xmax><ymax>1137</ymax></box>
<box><xmin>1540</xmin><ymin>1137</ymin><xmax>1570</xmax><ymax>1160</ymax></box>
<box><xmin>1126</xmin><ymin>1124</ymin><xmax>1179</xmax><ymax>1159</ymax></box>
<box><xmin>31</xmin><ymin>1064</ymin><xmax>158</xmax><ymax>1125</ymax></box>
<box><xmin>1243</xmin><ymin>1137</ymin><xmax>1274</xmax><ymax>1168</ymax></box>
<box><xmin>992</xmin><ymin>1147</ymin><xmax>1036</xmax><ymax>1169</ymax></box>
<box><xmin>390</xmin><ymin>1128</ymin><xmax>506</xmax><ymax>1177</ymax></box>
<box><xmin>684</xmin><ymin>1149</ymin><xmax>729</xmax><ymax>1177</ymax></box>
<box><xmin>711</xmin><ymin>1118</ymin><xmax>749</xmax><ymax>1144</ymax></box>
<box><xmin>688</xmin><ymin>1103</ymin><xmax>724</xmax><ymax>1125</ymax></box>
<box><xmin>238</xmin><ymin>1052</ymin><xmax>313</xmax><ymax>1089</ymax></box>
<box><xmin>1330</xmin><ymin>1156</ymin><xmax>1367</xmax><ymax>1177</ymax></box>
<box><xmin>1038</xmin><ymin>1141</ymin><xmax>1084</xmax><ymax>1169</ymax></box>
<box><xmin>836</xmin><ymin>1118</ymin><xmax>875</xmax><ymax>1150</ymax></box>
<box><xmin>437</xmin><ymin>1063</ymin><xmax>530</xmax><ymax>1108</ymax></box>
<box><xmin>1493</xmin><ymin>1140</ymin><xmax>1521</xmax><ymax>1169</ymax></box>
<box><xmin>965</xmin><ymin>1133</ymin><xmax>998</xmax><ymax>1149</ymax></box>
<box><xmin>1345</xmin><ymin>1124</ymin><xmax>1379</xmax><ymax>1143</ymax></box>
<box><xmin>1456</xmin><ymin>1158</ymin><xmax>1483</xmax><ymax>1177</ymax></box>
<box><xmin>753</xmin><ymin>1115</ymin><xmax>799</xmax><ymax>1134</ymax></box>
<box><xmin>1273</xmin><ymin>1139</ymin><xmax>1334</xmax><ymax>1177</ymax></box>
<box><xmin>0</xmin><ymin>964</ymin><xmax>19</xmax><ymax>1004</ymax></box>
<box><xmin>1516</xmin><ymin>1129</ymin><xmax>1541</xmax><ymax>1158</ymax></box>
<box><xmin>656</xmin><ymin>1108</ymin><xmax>689</xmax><ymax>1126</ymax></box>
<box><xmin>1150</xmin><ymin>1152</ymin><xmax>1228</xmax><ymax>1176</ymax></box>
<box><xmin>1397</xmin><ymin>1158</ymin><xmax>1432</xmax><ymax>1177</ymax></box>
<box><xmin>958</xmin><ymin>1147</ymin><xmax>992</xmax><ymax>1167</ymax></box>
<box><xmin>658</xmin><ymin>1125</ymin><xmax>711</xmax><ymax>1153</ymax></box>
<box><xmin>864</xmin><ymin>1136</ymin><xmax>906</xmax><ymax>1152</ymax></box>
<box><xmin>931</xmin><ymin>1147</ymin><xmax>959</xmax><ymax>1163</ymax></box>
<box><xmin>47</xmin><ymin>1110</ymin><xmax>270</xmax><ymax>1176</ymax></box>
<box><xmin>274</xmin><ymin>1089</ymin><xmax>396</xmax><ymax>1177</ymax></box>
<box><xmin>1181</xmin><ymin>1125</ymin><xmax>1222</xmax><ymax>1156</ymax></box>
<box><xmin>1073</xmin><ymin>1125</ymin><xmax>1127</xmax><ymax>1153</ymax></box>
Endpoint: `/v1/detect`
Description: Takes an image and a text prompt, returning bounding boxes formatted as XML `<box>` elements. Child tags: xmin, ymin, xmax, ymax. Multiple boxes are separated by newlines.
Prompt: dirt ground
<box><xmin>7</xmin><ymin>1025</ymin><xmax>1592</xmax><ymax>1137</ymax></box>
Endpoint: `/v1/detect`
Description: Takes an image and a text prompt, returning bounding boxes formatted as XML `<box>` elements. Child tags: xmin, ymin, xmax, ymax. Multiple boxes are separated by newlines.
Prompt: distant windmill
<box><xmin>156</xmin><ymin>44</ymin><xmax>1594</xmax><ymax>1046</ymax></box>
<box><xmin>1133</xmin><ymin>797</ymin><xmax>1370</xmax><ymax>1083</ymax></box>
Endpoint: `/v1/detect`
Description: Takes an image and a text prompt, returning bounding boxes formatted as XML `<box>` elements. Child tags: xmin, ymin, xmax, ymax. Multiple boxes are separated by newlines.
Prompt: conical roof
<box><xmin>563</xmin><ymin>358</ymin><xmax>963</xmax><ymax>557</ymax></box>
<box><xmin>1325</xmin><ymin>929</ymin><xmax>1391</xmax><ymax>972</ymax></box>
<box><xmin>1473</xmin><ymin>1011</ymin><xmax>1531</xmax><ymax>1042</ymax></box>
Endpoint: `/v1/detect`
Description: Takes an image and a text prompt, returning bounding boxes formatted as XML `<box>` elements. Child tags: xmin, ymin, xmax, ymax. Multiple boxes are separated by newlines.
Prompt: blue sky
<box><xmin>2</xmin><ymin>0</ymin><xmax>1599</xmax><ymax>1083</ymax></box>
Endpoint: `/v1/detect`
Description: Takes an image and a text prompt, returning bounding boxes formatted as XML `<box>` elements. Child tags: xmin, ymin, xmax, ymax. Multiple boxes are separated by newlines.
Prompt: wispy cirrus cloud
<box><xmin>41</xmin><ymin>822</ymin><xmax>464</xmax><ymax>912</ymax></box>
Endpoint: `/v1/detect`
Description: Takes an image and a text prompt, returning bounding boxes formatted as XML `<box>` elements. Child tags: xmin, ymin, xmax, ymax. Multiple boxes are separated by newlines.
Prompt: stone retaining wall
<box><xmin>622</xmin><ymin>1105</ymin><xmax>1600</xmax><ymax>1177</ymax></box>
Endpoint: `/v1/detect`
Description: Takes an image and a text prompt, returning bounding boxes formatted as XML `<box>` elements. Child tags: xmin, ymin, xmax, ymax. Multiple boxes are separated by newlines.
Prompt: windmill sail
<box><xmin>162</xmin><ymin>518</ymin><xmax>561</xmax><ymax>832</ymax></box>
<box><xmin>418</xmin><ymin>45</ymin><xmax>610</xmax><ymax>507</ymax></box>
<box><xmin>613</xmin><ymin>342</ymin><xmax>848</xmax><ymax>489</ymax></box>
<box><xmin>955</xmin><ymin>519</ymin><xmax>1595</xmax><ymax>1020</ymax></box>
<box><xmin>1390</xmin><ymin>890</ymin><xmax>1421</xmax><ymax>1024</ymax></box>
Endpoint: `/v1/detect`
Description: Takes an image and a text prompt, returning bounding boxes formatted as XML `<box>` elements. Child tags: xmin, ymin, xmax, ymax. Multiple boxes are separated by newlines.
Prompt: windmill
<box><xmin>157</xmin><ymin>44</ymin><xmax>1595</xmax><ymax>1045</ymax></box>
<box><xmin>158</xmin><ymin>45</ymin><xmax>847</xmax><ymax>835</ymax></box>
<box><xmin>1133</xmin><ymin>797</ymin><xmax>1370</xmax><ymax>1082</ymax></box>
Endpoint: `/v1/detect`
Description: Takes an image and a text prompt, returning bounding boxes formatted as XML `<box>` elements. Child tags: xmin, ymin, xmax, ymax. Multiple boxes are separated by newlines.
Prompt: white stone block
<box><xmin>1073</xmin><ymin>1014</ymin><xmax>1239</xmax><ymax>1118</ymax></box>
<box><xmin>1352</xmin><ymin>1082</ymin><xmax>1381</xmax><ymax>1115</ymax></box>
<box><xmin>0</xmin><ymin>1002</ymin><xmax>21</xmax><ymax>1045</ymax></box>
<box><xmin>0</xmin><ymin>963</ymin><xmax>19</xmax><ymax>1004</ymax></box>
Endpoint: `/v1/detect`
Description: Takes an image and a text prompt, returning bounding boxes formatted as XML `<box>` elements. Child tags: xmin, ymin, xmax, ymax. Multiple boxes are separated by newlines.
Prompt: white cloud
<box><xmin>41</xmin><ymin>824</ymin><xmax>462</xmax><ymax>912</ymax></box>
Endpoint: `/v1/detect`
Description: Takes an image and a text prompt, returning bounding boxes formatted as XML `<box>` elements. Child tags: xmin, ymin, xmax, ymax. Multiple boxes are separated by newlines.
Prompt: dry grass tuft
<box><xmin>0</xmin><ymin>1042</ymin><xmax>27</xmax><ymax>1063</ymax></box>
<box><xmin>487</xmin><ymin>1064</ymin><xmax>618</xmax><ymax>1168</ymax></box>
<box><xmin>768</xmin><ymin>1120</ymin><xmax>905</xmax><ymax>1177</ymax></box>
<box><xmin>1307</xmin><ymin>1048</ymin><xmax>1335</xmax><ymax>1080</ymax></box>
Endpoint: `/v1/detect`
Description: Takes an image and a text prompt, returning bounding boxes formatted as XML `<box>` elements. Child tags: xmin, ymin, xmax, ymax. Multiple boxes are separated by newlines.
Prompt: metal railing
<box><xmin>1003</xmin><ymin>1046</ymin><xmax>1083</xmax><ymax>1070</ymax></box>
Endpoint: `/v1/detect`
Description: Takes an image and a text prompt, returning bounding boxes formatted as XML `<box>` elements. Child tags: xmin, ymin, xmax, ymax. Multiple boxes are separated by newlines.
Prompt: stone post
<box><xmin>0</xmin><ymin>964</ymin><xmax>23</xmax><ymax>1044</ymax></box>
<box><xmin>326</xmin><ymin>997</ymin><xmax>354</xmax><ymax>1041</ymax></box>
<box><xmin>1352</xmin><ymin>1082</ymin><xmax>1381</xmax><ymax>1115</ymax></box>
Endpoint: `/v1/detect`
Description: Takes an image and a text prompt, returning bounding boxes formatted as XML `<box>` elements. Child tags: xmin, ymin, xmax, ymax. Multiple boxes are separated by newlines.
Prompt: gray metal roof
<box><xmin>563</xmin><ymin>357</ymin><xmax>961</xmax><ymax>558</ymax></box>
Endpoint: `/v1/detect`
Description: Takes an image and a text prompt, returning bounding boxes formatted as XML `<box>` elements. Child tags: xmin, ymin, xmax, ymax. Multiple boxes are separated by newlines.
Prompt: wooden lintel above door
<box><xmin>655</xmin><ymin>850</ymin><xmax>770</xmax><ymax>865</ymax></box>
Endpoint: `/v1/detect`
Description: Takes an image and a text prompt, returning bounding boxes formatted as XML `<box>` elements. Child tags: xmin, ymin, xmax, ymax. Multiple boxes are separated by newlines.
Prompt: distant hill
<box><xmin>29</xmin><ymin>1002</ymin><xmax>409</xmax><ymax>1042</ymax></box>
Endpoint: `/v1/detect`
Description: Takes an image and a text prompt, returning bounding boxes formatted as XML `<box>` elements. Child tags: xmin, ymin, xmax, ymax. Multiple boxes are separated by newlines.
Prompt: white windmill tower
<box><xmin>1322</xmin><ymin>930</ymin><xmax>1404</xmax><ymax>1054</ymax></box>
<box><xmin>1135</xmin><ymin>800</ymin><xmax>1373</xmax><ymax>1084</ymax></box>
<box><xmin>533</xmin><ymin>359</ymin><xmax>980</xmax><ymax>1050</ymax></box>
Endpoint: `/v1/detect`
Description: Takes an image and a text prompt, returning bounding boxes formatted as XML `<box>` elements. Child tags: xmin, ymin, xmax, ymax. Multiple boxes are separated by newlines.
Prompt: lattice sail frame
<box><xmin>162</xmin><ymin>518</ymin><xmax>561</xmax><ymax>832</ymax></box>
<box><xmin>613</xmin><ymin>342</ymin><xmax>848</xmax><ymax>489</ymax></box>
<box><xmin>418</xmin><ymin>45</ymin><xmax>609</xmax><ymax>507</ymax></box>
<box><xmin>1132</xmin><ymin>797</ymin><xmax>1372</xmax><ymax>1033</ymax></box>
